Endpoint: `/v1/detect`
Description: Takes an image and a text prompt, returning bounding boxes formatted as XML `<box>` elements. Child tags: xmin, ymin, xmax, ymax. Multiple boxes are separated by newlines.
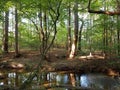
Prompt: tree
<box><xmin>69</xmin><ymin>0</ymin><xmax>79</xmax><ymax>59</ymax></box>
<box><xmin>3</xmin><ymin>10</ymin><xmax>9</xmax><ymax>53</ymax></box>
<box><xmin>19</xmin><ymin>0</ymin><xmax>63</xmax><ymax>89</ymax></box>
<box><xmin>15</xmin><ymin>7</ymin><xmax>19</xmax><ymax>57</ymax></box>
<box><xmin>88</xmin><ymin>0</ymin><xmax>120</xmax><ymax>58</ymax></box>
<box><xmin>78</xmin><ymin>19</ymin><xmax>84</xmax><ymax>51</ymax></box>
<box><xmin>67</xmin><ymin>1</ymin><xmax>71</xmax><ymax>56</ymax></box>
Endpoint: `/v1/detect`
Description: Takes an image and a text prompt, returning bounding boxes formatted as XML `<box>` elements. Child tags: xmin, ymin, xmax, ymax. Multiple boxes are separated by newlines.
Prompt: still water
<box><xmin>0</xmin><ymin>71</ymin><xmax>120</xmax><ymax>90</ymax></box>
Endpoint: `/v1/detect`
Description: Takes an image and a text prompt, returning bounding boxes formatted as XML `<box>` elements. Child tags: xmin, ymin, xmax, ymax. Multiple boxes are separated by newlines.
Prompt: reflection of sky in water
<box><xmin>8</xmin><ymin>73</ymin><xmax>16</xmax><ymax>78</ymax></box>
<box><xmin>56</xmin><ymin>74</ymin><xmax>68</xmax><ymax>84</ymax></box>
<box><xmin>0</xmin><ymin>82</ymin><xmax>3</xmax><ymax>85</ymax></box>
<box><xmin>80</xmin><ymin>75</ymin><xmax>89</xmax><ymax>87</ymax></box>
<box><xmin>80</xmin><ymin>74</ymin><xmax>120</xmax><ymax>89</ymax></box>
<box><xmin>48</xmin><ymin>73</ymin><xmax>120</xmax><ymax>90</ymax></box>
<box><xmin>47</xmin><ymin>72</ymin><xmax>57</xmax><ymax>81</ymax></box>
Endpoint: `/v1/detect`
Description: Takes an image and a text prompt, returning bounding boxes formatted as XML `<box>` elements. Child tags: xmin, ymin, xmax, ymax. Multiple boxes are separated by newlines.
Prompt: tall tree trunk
<box><xmin>3</xmin><ymin>11</ymin><xmax>9</xmax><ymax>53</ymax></box>
<box><xmin>78</xmin><ymin>20</ymin><xmax>84</xmax><ymax>52</ymax></box>
<box><xmin>103</xmin><ymin>15</ymin><xmax>108</xmax><ymax>58</ymax></box>
<box><xmin>67</xmin><ymin>2</ymin><xmax>71</xmax><ymax>57</ymax></box>
<box><xmin>117</xmin><ymin>16</ymin><xmax>120</xmax><ymax>56</ymax></box>
<box><xmin>69</xmin><ymin>0</ymin><xmax>78</xmax><ymax>59</ymax></box>
<box><xmin>103</xmin><ymin>23</ymin><xmax>105</xmax><ymax>57</ymax></box>
<box><xmin>109</xmin><ymin>18</ymin><xmax>113</xmax><ymax>58</ymax></box>
<box><xmin>102</xmin><ymin>2</ymin><xmax>108</xmax><ymax>58</ymax></box>
<box><xmin>15</xmin><ymin>8</ymin><xmax>19</xmax><ymax>57</ymax></box>
<box><xmin>39</xmin><ymin>11</ymin><xmax>45</xmax><ymax>55</ymax></box>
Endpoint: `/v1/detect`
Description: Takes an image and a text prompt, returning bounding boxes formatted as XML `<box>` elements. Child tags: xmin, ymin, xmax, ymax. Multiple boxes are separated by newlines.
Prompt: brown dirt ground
<box><xmin>0</xmin><ymin>48</ymin><xmax>120</xmax><ymax>77</ymax></box>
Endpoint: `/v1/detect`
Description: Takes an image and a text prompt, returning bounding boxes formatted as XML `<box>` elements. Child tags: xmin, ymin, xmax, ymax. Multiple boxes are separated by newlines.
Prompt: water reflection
<box><xmin>0</xmin><ymin>71</ymin><xmax>120</xmax><ymax>90</ymax></box>
<box><xmin>81</xmin><ymin>75</ymin><xmax>89</xmax><ymax>87</ymax></box>
<box><xmin>80</xmin><ymin>74</ymin><xmax>120</xmax><ymax>89</ymax></box>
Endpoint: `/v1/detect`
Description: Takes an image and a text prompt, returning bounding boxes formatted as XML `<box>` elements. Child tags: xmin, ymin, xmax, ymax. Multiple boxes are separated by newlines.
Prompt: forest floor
<box><xmin>0</xmin><ymin>48</ymin><xmax>120</xmax><ymax>77</ymax></box>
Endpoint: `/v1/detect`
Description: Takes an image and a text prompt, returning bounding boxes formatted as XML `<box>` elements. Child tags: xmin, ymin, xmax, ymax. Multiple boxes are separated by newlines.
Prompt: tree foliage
<box><xmin>0</xmin><ymin>0</ymin><xmax>119</xmax><ymax>57</ymax></box>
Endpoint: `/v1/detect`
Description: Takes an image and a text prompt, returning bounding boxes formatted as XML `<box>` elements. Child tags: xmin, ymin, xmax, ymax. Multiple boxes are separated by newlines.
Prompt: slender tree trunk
<box><xmin>109</xmin><ymin>19</ymin><xmax>113</xmax><ymax>57</ymax></box>
<box><xmin>103</xmin><ymin>15</ymin><xmax>109</xmax><ymax>59</ymax></box>
<box><xmin>103</xmin><ymin>15</ymin><xmax>108</xmax><ymax>58</ymax></box>
<box><xmin>15</xmin><ymin>8</ymin><xmax>19</xmax><ymax>57</ymax></box>
<box><xmin>103</xmin><ymin>16</ymin><xmax>105</xmax><ymax>57</ymax></box>
<box><xmin>38</xmin><ymin>0</ymin><xmax>44</xmax><ymax>54</ymax></box>
<box><xmin>67</xmin><ymin>2</ymin><xmax>71</xmax><ymax>57</ymax></box>
<box><xmin>106</xmin><ymin>27</ymin><xmax>108</xmax><ymax>57</ymax></box>
<box><xmin>102</xmin><ymin>2</ymin><xmax>108</xmax><ymax>58</ymax></box>
<box><xmin>78</xmin><ymin>20</ymin><xmax>84</xmax><ymax>52</ymax></box>
<box><xmin>3</xmin><ymin>11</ymin><xmax>9</xmax><ymax>53</ymax></box>
<box><xmin>69</xmin><ymin>0</ymin><xmax>78</xmax><ymax>59</ymax></box>
<box><xmin>117</xmin><ymin>16</ymin><xmax>120</xmax><ymax>56</ymax></box>
<box><xmin>39</xmin><ymin>11</ymin><xmax>45</xmax><ymax>54</ymax></box>
<box><xmin>44</xmin><ymin>11</ymin><xmax>47</xmax><ymax>50</ymax></box>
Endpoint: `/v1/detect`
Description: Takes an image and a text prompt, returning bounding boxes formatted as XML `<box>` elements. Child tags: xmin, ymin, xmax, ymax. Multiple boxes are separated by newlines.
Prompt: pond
<box><xmin>0</xmin><ymin>70</ymin><xmax>120</xmax><ymax>90</ymax></box>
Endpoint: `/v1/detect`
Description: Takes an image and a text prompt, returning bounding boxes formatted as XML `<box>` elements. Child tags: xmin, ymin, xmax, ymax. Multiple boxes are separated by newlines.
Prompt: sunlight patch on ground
<box><xmin>79</xmin><ymin>54</ymin><xmax>104</xmax><ymax>59</ymax></box>
<box><xmin>9</xmin><ymin>62</ymin><xmax>25</xmax><ymax>69</ymax></box>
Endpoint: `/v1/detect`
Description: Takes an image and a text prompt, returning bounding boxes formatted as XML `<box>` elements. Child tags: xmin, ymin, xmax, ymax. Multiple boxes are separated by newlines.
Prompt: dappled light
<box><xmin>9</xmin><ymin>62</ymin><xmax>24</xmax><ymax>69</ymax></box>
<box><xmin>69</xmin><ymin>43</ymin><xmax>76</xmax><ymax>59</ymax></box>
<box><xmin>79</xmin><ymin>53</ymin><xmax>105</xmax><ymax>60</ymax></box>
<box><xmin>107</xmin><ymin>69</ymin><xmax>119</xmax><ymax>77</ymax></box>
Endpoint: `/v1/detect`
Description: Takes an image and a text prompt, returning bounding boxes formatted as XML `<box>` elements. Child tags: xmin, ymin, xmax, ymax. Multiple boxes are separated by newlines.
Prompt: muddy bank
<box><xmin>43</xmin><ymin>59</ymin><xmax>120</xmax><ymax>77</ymax></box>
<box><xmin>0</xmin><ymin>49</ymin><xmax>120</xmax><ymax>77</ymax></box>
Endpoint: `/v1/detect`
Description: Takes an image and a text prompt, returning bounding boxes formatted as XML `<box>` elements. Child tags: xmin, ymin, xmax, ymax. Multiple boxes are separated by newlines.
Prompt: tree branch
<box><xmin>88</xmin><ymin>0</ymin><xmax>120</xmax><ymax>16</ymax></box>
<box><xmin>88</xmin><ymin>10</ymin><xmax>120</xmax><ymax>15</ymax></box>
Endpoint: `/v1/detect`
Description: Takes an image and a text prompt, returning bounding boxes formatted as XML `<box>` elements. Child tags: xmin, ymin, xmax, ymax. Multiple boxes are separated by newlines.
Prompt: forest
<box><xmin>0</xmin><ymin>0</ymin><xmax>120</xmax><ymax>90</ymax></box>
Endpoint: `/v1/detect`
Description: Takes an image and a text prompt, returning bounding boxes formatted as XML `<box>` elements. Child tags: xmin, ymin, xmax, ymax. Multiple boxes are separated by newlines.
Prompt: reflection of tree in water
<box><xmin>0</xmin><ymin>72</ymin><xmax>8</xmax><ymax>85</ymax></box>
<box><xmin>69</xmin><ymin>73</ymin><xmax>76</xmax><ymax>86</ymax></box>
<box><xmin>0</xmin><ymin>72</ymin><xmax>120</xmax><ymax>90</ymax></box>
